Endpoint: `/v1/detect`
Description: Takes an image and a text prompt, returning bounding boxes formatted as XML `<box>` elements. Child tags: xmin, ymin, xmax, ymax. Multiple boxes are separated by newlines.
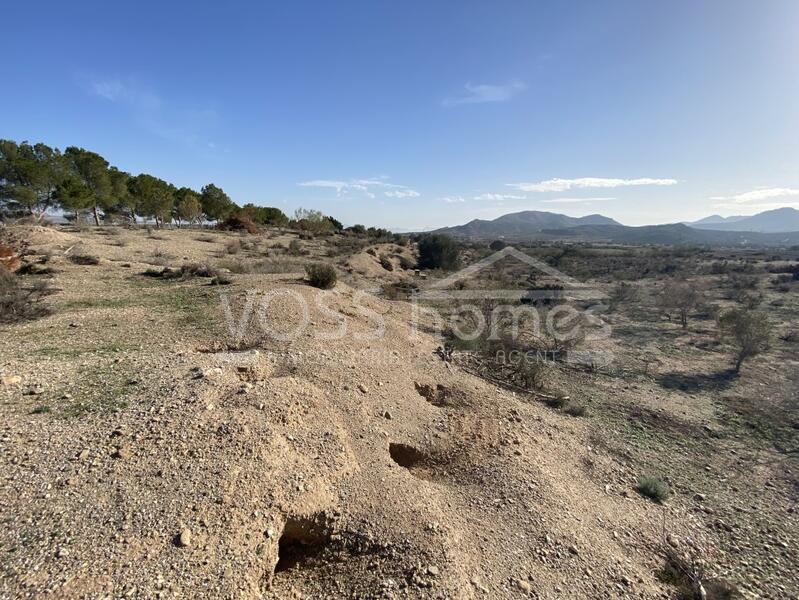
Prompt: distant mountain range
<box><xmin>688</xmin><ymin>214</ymin><xmax>748</xmax><ymax>226</ymax></box>
<box><xmin>433</xmin><ymin>211</ymin><xmax>620</xmax><ymax>237</ymax></box>
<box><xmin>431</xmin><ymin>208</ymin><xmax>799</xmax><ymax>246</ymax></box>
<box><xmin>686</xmin><ymin>207</ymin><xmax>799</xmax><ymax>233</ymax></box>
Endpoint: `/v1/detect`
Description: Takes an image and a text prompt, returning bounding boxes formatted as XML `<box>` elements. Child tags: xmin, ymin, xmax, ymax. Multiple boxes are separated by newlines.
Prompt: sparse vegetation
<box><xmin>305</xmin><ymin>263</ymin><xmax>337</xmax><ymax>289</ymax></box>
<box><xmin>660</xmin><ymin>279</ymin><xmax>702</xmax><ymax>328</ymax></box>
<box><xmin>379</xmin><ymin>254</ymin><xmax>393</xmax><ymax>271</ymax></box>
<box><xmin>0</xmin><ymin>268</ymin><xmax>52</xmax><ymax>323</ymax></box>
<box><xmin>718</xmin><ymin>308</ymin><xmax>772</xmax><ymax>373</ymax></box>
<box><xmin>636</xmin><ymin>475</ymin><xmax>670</xmax><ymax>503</ymax></box>
<box><xmin>68</xmin><ymin>252</ymin><xmax>100</xmax><ymax>265</ymax></box>
<box><xmin>398</xmin><ymin>255</ymin><xmax>416</xmax><ymax>270</ymax></box>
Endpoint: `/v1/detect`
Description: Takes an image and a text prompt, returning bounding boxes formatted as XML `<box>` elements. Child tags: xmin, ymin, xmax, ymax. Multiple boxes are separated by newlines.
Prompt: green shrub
<box><xmin>418</xmin><ymin>234</ymin><xmax>460</xmax><ymax>270</ymax></box>
<box><xmin>544</xmin><ymin>396</ymin><xmax>569</xmax><ymax>409</ymax></box>
<box><xmin>288</xmin><ymin>239</ymin><xmax>304</xmax><ymax>256</ymax></box>
<box><xmin>563</xmin><ymin>402</ymin><xmax>587</xmax><ymax>417</ymax></box>
<box><xmin>305</xmin><ymin>263</ymin><xmax>337</xmax><ymax>289</ymax></box>
<box><xmin>399</xmin><ymin>255</ymin><xmax>416</xmax><ymax>270</ymax></box>
<box><xmin>637</xmin><ymin>475</ymin><xmax>670</xmax><ymax>503</ymax></box>
<box><xmin>718</xmin><ymin>308</ymin><xmax>771</xmax><ymax>372</ymax></box>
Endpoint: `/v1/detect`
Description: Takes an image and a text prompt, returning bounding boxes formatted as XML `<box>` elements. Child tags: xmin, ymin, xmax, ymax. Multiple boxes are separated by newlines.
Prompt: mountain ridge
<box><xmin>430</xmin><ymin>208</ymin><xmax>799</xmax><ymax>246</ymax></box>
<box><xmin>686</xmin><ymin>207</ymin><xmax>799</xmax><ymax>233</ymax></box>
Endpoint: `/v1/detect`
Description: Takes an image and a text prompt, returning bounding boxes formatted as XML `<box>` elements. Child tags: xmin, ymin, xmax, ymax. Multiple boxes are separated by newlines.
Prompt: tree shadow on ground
<box><xmin>656</xmin><ymin>369</ymin><xmax>737</xmax><ymax>394</ymax></box>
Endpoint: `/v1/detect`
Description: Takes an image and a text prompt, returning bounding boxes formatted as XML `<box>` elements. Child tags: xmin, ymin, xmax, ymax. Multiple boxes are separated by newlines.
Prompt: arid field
<box><xmin>0</xmin><ymin>224</ymin><xmax>797</xmax><ymax>599</ymax></box>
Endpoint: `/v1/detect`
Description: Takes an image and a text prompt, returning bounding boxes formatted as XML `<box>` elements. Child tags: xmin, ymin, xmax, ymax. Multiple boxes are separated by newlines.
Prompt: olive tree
<box><xmin>718</xmin><ymin>308</ymin><xmax>771</xmax><ymax>373</ymax></box>
<box><xmin>660</xmin><ymin>280</ymin><xmax>702</xmax><ymax>328</ymax></box>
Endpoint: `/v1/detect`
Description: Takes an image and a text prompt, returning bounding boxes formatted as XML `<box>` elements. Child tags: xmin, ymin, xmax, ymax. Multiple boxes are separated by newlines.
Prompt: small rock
<box><xmin>112</xmin><ymin>445</ymin><xmax>131</xmax><ymax>460</ymax></box>
<box><xmin>77</xmin><ymin>449</ymin><xmax>90</xmax><ymax>461</ymax></box>
<box><xmin>694</xmin><ymin>493</ymin><xmax>707</xmax><ymax>502</ymax></box>
<box><xmin>515</xmin><ymin>579</ymin><xmax>532</xmax><ymax>593</ymax></box>
<box><xmin>178</xmin><ymin>528</ymin><xmax>192</xmax><ymax>547</ymax></box>
<box><xmin>568</xmin><ymin>544</ymin><xmax>579</xmax><ymax>555</ymax></box>
<box><xmin>56</xmin><ymin>547</ymin><xmax>69</xmax><ymax>558</ymax></box>
<box><xmin>358</xmin><ymin>384</ymin><xmax>368</xmax><ymax>394</ymax></box>
<box><xmin>427</xmin><ymin>565</ymin><xmax>440</xmax><ymax>576</ymax></box>
<box><xmin>0</xmin><ymin>375</ymin><xmax>22</xmax><ymax>386</ymax></box>
<box><xmin>202</xmin><ymin>368</ymin><xmax>224</xmax><ymax>381</ymax></box>
<box><xmin>383</xmin><ymin>411</ymin><xmax>393</xmax><ymax>420</ymax></box>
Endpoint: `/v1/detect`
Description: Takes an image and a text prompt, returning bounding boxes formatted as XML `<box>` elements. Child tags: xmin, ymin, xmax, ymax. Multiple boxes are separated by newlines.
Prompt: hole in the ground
<box><xmin>274</xmin><ymin>515</ymin><xmax>333</xmax><ymax>574</ymax></box>
<box><xmin>414</xmin><ymin>382</ymin><xmax>450</xmax><ymax>407</ymax></box>
<box><xmin>389</xmin><ymin>442</ymin><xmax>428</xmax><ymax>469</ymax></box>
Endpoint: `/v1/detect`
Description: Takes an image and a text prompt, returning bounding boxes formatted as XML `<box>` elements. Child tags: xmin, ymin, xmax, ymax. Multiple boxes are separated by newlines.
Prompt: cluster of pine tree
<box><xmin>0</xmin><ymin>139</ymin><xmax>288</xmax><ymax>227</ymax></box>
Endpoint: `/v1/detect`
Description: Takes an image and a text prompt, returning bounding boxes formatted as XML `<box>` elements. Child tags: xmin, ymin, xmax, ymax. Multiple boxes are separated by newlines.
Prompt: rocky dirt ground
<box><xmin>0</xmin><ymin>226</ymin><xmax>796</xmax><ymax>599</ymax></box>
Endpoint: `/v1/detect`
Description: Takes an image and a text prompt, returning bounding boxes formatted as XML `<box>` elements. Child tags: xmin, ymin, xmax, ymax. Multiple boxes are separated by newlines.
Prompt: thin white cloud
<box><xmin>440</xmin><ymin>196</ymin><xmax>466</xmax><ymax>204</ymax></box>
<box><xmin>90</xmin><ymin>78</ymin><xmax>161</xmax><ymax>111</ymax></box>
<box><xmin>508</xmin><ymin>177</ymin><xmax>678</xmax><ymax>192</ymax></box>
<box><xmin>298</xmin><ymin>177</ymin><xmax>418</xmax><ymax>199</ymax></box>
<box><xmin>442</xmin><ymin>81</ymin><xmax>526</xmax><ymax>107</ymax></box>
<box><xmin>385</xmin><ymin>189</ymin><xmax>420</xmax><ymax>199</ymax></box>
<box><xmin>473</xmin><ymin>193</ymin><xmax>526</xmax><ymax>202</ymax></box>
<box><xmin>85</xmin><ymin>76</ymin><xmax>220</xmax><ymax>149</ymax></box>
<box><xmin>541</xmin><ymin>197</ymin><xmax>616</xmax><ymax>204</ymax></box>
<box><xmin>710</xmin><ymin>187</ymin><xmax>799</xmax><ymax>204</ymax></box>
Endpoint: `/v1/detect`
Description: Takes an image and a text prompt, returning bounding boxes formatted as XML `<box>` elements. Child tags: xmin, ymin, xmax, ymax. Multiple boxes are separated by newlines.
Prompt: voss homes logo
<box><xmin>409</xmin><ymin>246</ymin><xmax>613</xmax><ymax>367</ymax></box>
<box><xmin>219</xmin><ymin>246</ymin><xmax>612</xmax><ymax>368</ymax></box>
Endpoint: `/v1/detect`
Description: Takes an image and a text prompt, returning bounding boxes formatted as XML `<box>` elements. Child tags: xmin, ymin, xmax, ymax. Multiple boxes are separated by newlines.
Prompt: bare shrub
<box><xmin>217</xmin><ymin>213</ymin><xmax>260</xmax><ymax>234</ymax></box>
<box><xmin>660</xmin><ymin>280</ymin><xmax>702</xmax><ymax>328</ymax></box>
<box><xmin>68</xmin><ymin>253</ymin><xmax>100</xmax><ymax>265</ymax></box>
<box><xmin>781</xmin><ymin>330</ymin><xmax>799</xmax><ymax>343</ymax></box>
<box><xmin>143</xmin><ymin>263</ymin><xmax>219</xmax><ymax>280</ymax></box>
<box><xmin>210</xmin><ymin>274</ymin><xmax>233</xmax><ymax>286</ymax></box>
<box><xmin>379</xmin><ymin>254</ymin><xmax>394</xmax><ymax>271</ymax></box>
<box><xmin>609</xmin><ymin>281</ymin><xmax>638</xmax><ymax>310</ymax></box>
<box><xmin>0</xmin><ymin>269</ymin><xmax>52</xmax><ymax>323</ymax></box>
<box><xmin>224</xmin><ymin>240</ymin><xmax>242</xmax><ymax>255</ymax></box>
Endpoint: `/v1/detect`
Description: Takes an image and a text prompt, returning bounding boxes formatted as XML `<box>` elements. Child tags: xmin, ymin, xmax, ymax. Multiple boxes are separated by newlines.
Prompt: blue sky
<box><xmin>3</xmin><ymin>0</ymin><xmax>799</xmax><ymax>229</ymax></box>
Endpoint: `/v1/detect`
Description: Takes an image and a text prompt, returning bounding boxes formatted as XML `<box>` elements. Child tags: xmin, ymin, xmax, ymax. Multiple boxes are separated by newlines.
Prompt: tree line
<box><xmin>0</xmin><ymin>139</ymin><xmax>289</xmax><ymax>227</ymax></box>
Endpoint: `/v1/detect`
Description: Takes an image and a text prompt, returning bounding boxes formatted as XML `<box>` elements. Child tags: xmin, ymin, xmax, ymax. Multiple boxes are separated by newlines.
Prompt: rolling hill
<box><xmin>433</xmin><ymin>210</ymin><xmax>620</xmax><ymax>237</ymax></box>
<box><xmin>687</xmin><ymin>207</ymin><xmax>799</xmax><ymax>233</ymax></box>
